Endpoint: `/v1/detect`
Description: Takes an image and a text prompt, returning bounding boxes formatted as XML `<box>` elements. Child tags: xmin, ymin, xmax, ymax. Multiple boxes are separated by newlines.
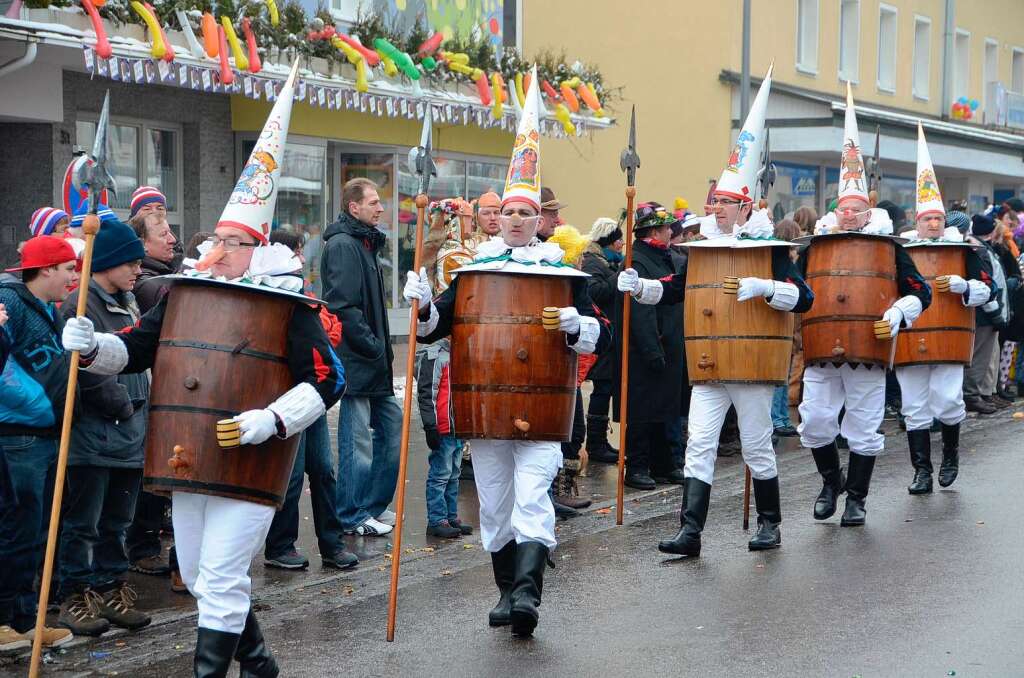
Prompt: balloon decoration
<box><xmin>216</xmin><ymin>24</ymin><xmax>233</xmax><ymax>85</ymax></box>
<box><xmin>80</xmin><ymin>0</ymin><xmax>112</xmax><ymax>59</ymax></box>
<box><xmin>175</xmin><ymin>9</ymin><xmax>204</xmax><ymax>58</ymax></box>
<box><xmin>221</xmin><ymin>15</ymin><xmax>248</xmax><ymax>71</ymax></box>
<box><xmin>201</xmin><ymin>12</ymin><xmax>218</xmax><ymax>58</ymax></box>
<box><xmin>129</xmin><ymin>1</ymin><xmax>166</xmax><ymax>61</ymax></box>
<box><xmin>951</xmin><ymin>96</ymin><xmax>978</xmax><ymax>121</ymax></box>
<box><xmin>241</xmin><ymin>18</ymin><xmax>261</xmax><ymax>73</ymax></box>
<box><xmin>264</xmin><ymin>0</ymin><xmax>279</xmax><ymax>27</ymax></box>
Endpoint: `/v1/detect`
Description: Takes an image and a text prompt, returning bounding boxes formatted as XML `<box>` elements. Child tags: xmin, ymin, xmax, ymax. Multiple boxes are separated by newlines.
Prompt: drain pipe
<box><xmin>0</xmin><ymin>39</ymin><xmax>38</xmax><ymax>79</ymax></box>
<box><xmin>940</xmin><ymin>0</ymin><xmax>955</xmax><ymax>119</ymax></box>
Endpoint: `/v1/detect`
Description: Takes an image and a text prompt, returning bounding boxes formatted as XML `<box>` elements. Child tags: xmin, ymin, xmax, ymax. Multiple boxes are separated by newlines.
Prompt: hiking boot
<box><xmin>130</xmin><ymin>554</ymin><xmax>170</xmax><ymax>576</ymax></box>
<box><xmin>322</xmin><ymin>549</ymin><xmax>359</xmax><ymax>570</ymax></box>
<box><xmin>0</xmin><ymin>625</ymin><xmax>31</xmax><ymax>652</ymax></box>
<box><xmin>585</xmin><ymin>415</ymin><xmax>620</xmax><ymax>464</ymax></box>
<box><xmin>58</xmin><ymin>590</ymin><xmax>111</xmax><ymax>637</ymax></box>
<box><xmin>264</xmin><ymin>550</ymin><xmax>309</xmax><ymax>570</ymax></box>
<box><xmin>965</xmin><ymin>395</ymin><xmax>996</xmax><ymax>414</ymax></box>
<box><xmin>426</xmin><ymin>520</ymin><xmax>462</xmax><ymax>538</ymax></box>
<box><xmin>553</xmin><ymin>461</ymin><xmax>591</xmax><ymax>509</ymax></box>
<box><xmin>21</xmin><ymin>625</ymin><xmax>73</xmax><ymax>648</ymax></box>
<box><xmin>449</xmin><ymin>518</ymin><xmax>474</xmax><ymax>535</ymax></box>
<box><xmin>96</xmin><ymin>582</ymin><xmax>151</xmax><ymax>630</ymax></box>
<box><xmin>984</xmin><ymin>394</ymin><xmax>1011</xmax><ymax>410</ymax></box>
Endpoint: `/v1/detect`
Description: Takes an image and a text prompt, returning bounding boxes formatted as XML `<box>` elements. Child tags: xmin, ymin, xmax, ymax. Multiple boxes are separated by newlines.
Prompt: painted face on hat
<box><xmin>500</xmin><ymin>200</ymin><xmax>540</xmax><ymax>247</ymax></box>
<box><xmin>209</xmin><ymin>225</ymin><xmax>258</xmax><ymax>279</ymax></box>
<box><xmin>916</xmin><ymin>214</ymin><xmax>946</xmax><ymax>239</ymax></box>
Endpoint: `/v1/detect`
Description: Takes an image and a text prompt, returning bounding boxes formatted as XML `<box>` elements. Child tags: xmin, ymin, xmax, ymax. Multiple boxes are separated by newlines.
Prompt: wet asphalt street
<box><xmin>10</xmin><ymin>411</ymin><xmax>1024</xmax><ymax>678</ymax></box>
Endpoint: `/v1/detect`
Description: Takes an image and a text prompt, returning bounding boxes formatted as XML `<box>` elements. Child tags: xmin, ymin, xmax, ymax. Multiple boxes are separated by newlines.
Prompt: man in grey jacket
<box><xmin>58</xmin><ymin>220</ymin><xmax>151</xmax><ymax>636</ymax></box>
<box><xmin>321</xmin><ymin>178</ymin><xmax>401</xmax><ymax>536</ymax></box>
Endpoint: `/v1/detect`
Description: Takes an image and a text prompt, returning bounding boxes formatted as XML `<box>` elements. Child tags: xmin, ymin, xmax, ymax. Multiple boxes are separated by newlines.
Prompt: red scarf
<box><xmin>641</xmin><ymin>237</ymin><xmax>669</xmax><ymax>250</ymax></box>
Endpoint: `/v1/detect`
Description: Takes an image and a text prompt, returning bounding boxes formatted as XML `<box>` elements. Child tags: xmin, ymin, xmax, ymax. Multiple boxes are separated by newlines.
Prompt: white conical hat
<box><xmin>716</xmin><ymin>64</ymin><xmax>772</xmax><ymax>203</ymax></box>
<box><xmin>502</xmin><ymin>65</ymin><xmax>541</xmax><ymax>211</ymax></box>
<box><xmin>838</xmin><ymin>83</ymin><xmax>869</xmax><ymax>206</ymax></box>
<box><xmin>217</xmin><ymin>61</ymin><xmax>300</xmax><ymax>244</ymax></box>
<box><xmin>915</xmin><ymin>122</ymin><xmax>945</xmax><ymax>219</ymax></box>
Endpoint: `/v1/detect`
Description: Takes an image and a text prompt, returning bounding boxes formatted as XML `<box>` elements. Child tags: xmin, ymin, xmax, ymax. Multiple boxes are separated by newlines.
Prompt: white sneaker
<box><xmin>355</xmin><ymin>517</ymin><xmax>393</xmax><ymax>536</ymax></box>
<box><xmin>376</xmin><ymin>509</ymin><xmax>397</xmax><ymax>526</ymax></box>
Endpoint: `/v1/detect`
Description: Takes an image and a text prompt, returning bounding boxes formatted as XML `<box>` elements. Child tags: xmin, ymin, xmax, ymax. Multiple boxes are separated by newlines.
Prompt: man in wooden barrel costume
<box><xmin>894</xmin><ymin>125</ymin><xmax>993</xmax><ymax>494</ymax></box>
<box><xmin>797</xmin><ymin>87</ymin><xmax>931</xmax><ymax>527</ymax></box>
<box><xmin>617</xmin><ymin>67</ymin><xmax>814</xmax><ymax>556</ymax></box>
<box><xmin>62</xmin><ymin>64</ymin><xmax>345</xmax><ymax>677</ymax></box>
<box><xmin>403</xmin><ymin>71</ymin><xmax>611</xmax><ymax>637</ymax></box>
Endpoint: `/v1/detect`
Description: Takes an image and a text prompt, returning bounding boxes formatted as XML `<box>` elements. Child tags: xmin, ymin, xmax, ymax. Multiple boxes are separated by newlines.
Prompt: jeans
<box><xmin>0</xmin><ymin>435</ymin><xmax>56</xmax><ymax>632</ymax></box>
<box><xmin>771</xmin><ymin>385</ymin><xmax>792</xmax><ymax>428</ymax></box>
<box><xmin>60</xmin><ymin>466</ymin><xmax>141</xmax><ymax>594</ymax></box>
<box><xmin>265</xmin><ymin>415</ymin><xmax>345</xmax><ymax>558</ymax></box>
<box><xmin>426</xmin><ymin>435</ymin><xmax>463</xmax><ymax>526</ymax></box>
<box><xmin>336</xmin><ymin>395</ymin><xmax>402</xmax><ymax>530</ymax></box>
<box><xmin>126</xmin><ymin>490</ymin><xmax>170</xmax><ymax>561</ymax></box>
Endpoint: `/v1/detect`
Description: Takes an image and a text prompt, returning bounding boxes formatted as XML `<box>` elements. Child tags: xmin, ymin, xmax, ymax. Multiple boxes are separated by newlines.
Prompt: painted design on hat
<box><xmin>502</xmin><ymin>65</ymin><xmax>542</xmax><ymax>209</ymax></box>
<box><xmin>230</xmin><ymin>144</ymin><xmax>279</xmax><ymax>206</ymax></box>
<box><xmin>915</xmin><ymin>122</ymin><xmax>945</xmax><ymax>219</ymax></box>
<box><xmin>725</xmin><ymin>130</ymin><xmax>755</xmax><ymax>175</ymax></box>
<box><xmin>917</xmin><ymin>169</ymin><xmax>940</xmax><ymax>206</ymax></box>
<box><xmin>715</xmin><ymin>63</ymin><xmax>772</xmax><ymax>202</ymax></box>
<box><xmin>837</xmin><ymin>82</ymin><xmax>869</xmax><ymax>205</ymax></box>
<box><xmin>841</xmin><ymin>139</ymin><xmax>865</xmax><ymax>195</ymax></box>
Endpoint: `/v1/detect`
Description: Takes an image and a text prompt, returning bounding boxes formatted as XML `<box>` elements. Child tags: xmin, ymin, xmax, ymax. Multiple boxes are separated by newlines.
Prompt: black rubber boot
<box><xmin>841</xmin><ymin>452</ymin><xmax>876</xmax><ymax>526</ymax></box>
<box><xmin>488</xmin><ymin>541</ymin><xmax>518</xmax><ymax>627</ymax></box>
<box><xmin>586</xmin><ymin>415</ymin><xmax>620</xmax><ymax>463</ymax></box>
<box><xmin>748</xmin><ymin>476</ymin><xmax>782</xmax><ymax>551</ymax></box>
<box><xmin>234</xmin><ymin>611</ymin><xmax>279</xmax><ymax>678</ymax></box>
<box><xmin>811</xmin><ymin>442</ymin><xmax>846</xmax><ymax>520</ymax></box>
<box><xmin>509</xmin><ymin>542</ymin><xmax>549</xmax><ymax>638</ymax></box>
<box><xmin>938</xmin><ymin>422</ymin><xmax>960</xmax><ymax>487</ymax></box>
<box><xmin>657</xmin><ymin>477</ymin><xmax>710</xmax><ymax>557</ymax></box>
<box><xmin>906</xmin><ymin>429</ymin><xmax>933</xmax><ymax>495</ymax></box>
<box><xmin>194</xmin><ymin>627</ymin><xmax>240</xmax><ymax>678</ymax></box>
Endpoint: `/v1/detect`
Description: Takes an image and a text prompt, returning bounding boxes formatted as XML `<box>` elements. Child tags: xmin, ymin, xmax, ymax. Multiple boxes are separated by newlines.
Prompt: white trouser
<box><xmin>172</xmin><ymin>492</ymin><xmax>275</xmax><ymax>633</ymax></box>
<box><xmin>798</xmin><ymin>364</ymin><xmax>885</xmax><ymax>456</ymax></box>
<box><xmin>896</xmin><ymin>364</ymin><xmax>967</xmax><ymax>431</ymax></box>
<box><xmin>684</xmin><ymin>383</ymin><xmax>777</xmax><ymax>485</ymax></box>
<box><xmin>470</xmin><ymin>439</ymin><xmax>561</xmax><ymax>552</ymax></box>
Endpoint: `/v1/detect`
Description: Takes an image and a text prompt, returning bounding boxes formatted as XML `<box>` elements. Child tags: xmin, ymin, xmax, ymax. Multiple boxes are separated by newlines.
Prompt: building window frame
<box><xmin>984</xmin><ymin>38</ymin><xmax>999</xmax><ymax>112</ymax></box>
<box><xmin>912</xmin><ymin>15</ymin><xmax>932</xmax><ymax>101</ymax></box>
<box><xmin>796</xmin><ymin>0</ymin><xmax>820</xmax><ymax>76</ymax></box>
<box><xmin>876</xmin><ymin>3</ymin><xmax>898</xmax><ymax>95</ymax></box>
<box><xmin>954</xmin><ymin>28</ymin><xmax>971</xmax><ymax>104</ymax></box>
<box><xmin>1011</xmin><ymin>46</ymin><xmax>1024</xmax><ymax>94</ymax></box>
<box><xmin>838</xmin><ymin>0</ymin><xmax>860</xmax><ymax>84</ymax></box>
<box><xmin>74</xmin><ymin>113</ymin><xmax>184</xmax><ymax>235</ymax></box>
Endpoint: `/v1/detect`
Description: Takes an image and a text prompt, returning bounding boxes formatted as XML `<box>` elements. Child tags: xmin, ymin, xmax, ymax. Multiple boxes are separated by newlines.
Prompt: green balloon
<box><xmin>422</xmin><ymin>56</ymin><xmax>437</xmax><ymax>71</ymax></box>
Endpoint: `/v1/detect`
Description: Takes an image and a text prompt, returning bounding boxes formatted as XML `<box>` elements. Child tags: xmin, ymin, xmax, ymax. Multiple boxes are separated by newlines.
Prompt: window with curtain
<box><xmin>839</xmin><ymin>0</ymin><xmax>860</xmax><ymax>83</ymax></box>
<box><xmin>913</xmin><ymin>17</ymin><xmax>932</xmax><ymax>100</ymax></box>
<box><xmin>877</xmin><ymin>5</ymin><xmax>898</xmax><ymax>93</ymax></box>
<box><xmin>797</xmin><ymin>0</ymin><xmax>819</xmax><ymax>74</ymax></box>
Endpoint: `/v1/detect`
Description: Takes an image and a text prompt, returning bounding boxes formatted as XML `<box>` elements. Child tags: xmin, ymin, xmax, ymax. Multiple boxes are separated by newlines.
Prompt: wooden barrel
<box><xmin>143</xmin><ymin>281</ymin><xmax>301</xmax><ymax>508</ymax></box>
<box><xmin>450</xmin><ymin>271</ymin><xmax>577</xmax><ymax>441</ymax></box>
<box><xmin>684</xmin><ymin>245</ymin><xmax>794</xmax><ymax>385</ymax></box>
<box><xmin>894</xmin><ymin>245</ymin><xmax>974</xmax><ymax>366</ymax></box>
<box><xmin>801</xmin><ymin>234</ymin><xmax>898</xmax><ymax>366</ymax></box>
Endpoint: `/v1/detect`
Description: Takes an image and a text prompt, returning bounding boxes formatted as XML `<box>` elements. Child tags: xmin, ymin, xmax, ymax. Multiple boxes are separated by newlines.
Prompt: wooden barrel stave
<box><xmin>801</xmin><ymin>235</ymin><xmax>898</xmax><ymax>366</ymax></box>
<box><xmin>144</xmin><ymin>283</ymin><xmax>301</xmax><ymax>508</ymax></box>
<box><xmin>895</xmin><ymin>246</ymin><xmax>974</xmax><ymax>366</ymax></box>
<box><xmin>450</xmin><ymin>272</ymin><xmax>577</xmax><ymax>441</ymax></box>
<box><xmin>683</xmin><ymin>246</ymin><xmax>794</xmax><ymax>385</ymax></box>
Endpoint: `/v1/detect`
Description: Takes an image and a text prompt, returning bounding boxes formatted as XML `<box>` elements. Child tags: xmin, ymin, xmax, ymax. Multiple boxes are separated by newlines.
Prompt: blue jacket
<box><xmin>0</xmin><ymin>274</ymin><xmax>70</xmax><ymax>438</ymax></box>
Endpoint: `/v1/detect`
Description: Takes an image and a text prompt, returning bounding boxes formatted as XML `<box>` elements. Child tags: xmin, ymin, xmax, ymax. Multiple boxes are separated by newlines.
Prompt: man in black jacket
<box><xmin>321</xmin><ymin>177</ymin><xmax>401</xmax><ymax>537</ymax></box>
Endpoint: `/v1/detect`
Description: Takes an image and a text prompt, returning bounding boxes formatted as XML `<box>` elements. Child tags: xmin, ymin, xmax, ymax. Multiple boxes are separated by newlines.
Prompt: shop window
<box><xmin>467</xmin><ymin>161</ymin><xmax>507</xmax><ymax>203</ymax></box>
<box><xmin>76</xmin><ymin>118</ymin><xmax>181</xmax><ymax>227</ymax></box>
<box><xmin>797</xmin><ymin>0</ymin><xmax>819</xmax><ymax>75</ymax></box>
<box><xmin>839</xmin><ymin>0</ymin><xmax>860</xmax><ymax>83</ymax></box>
<box><xmin>954</xmin><ymin>29</ymin><xmax>970</xmax><ymax>103</ymax></box>
<box><xmin>768</xmin><ymin>162</ymin><xmax>819</xmax><ymax>219</ymax></box>
<box><xmin>877</xmin><ymin>5</ymin><xmax>898</xmax><ymax>93</ymax></box>
<box><xmin>913</xmin><ymin>17</ymin><xmax>931</xmax><ymax>100</ymax></box>
<box><xmin>339</xmin><ymin>151</ymin><xmax>396</xmax><ymax>306</ymax></box>
<box><xmin>1012</xmin><ymin>48</ymin><xmax>1024</xmax><ymax>94</ymax></box>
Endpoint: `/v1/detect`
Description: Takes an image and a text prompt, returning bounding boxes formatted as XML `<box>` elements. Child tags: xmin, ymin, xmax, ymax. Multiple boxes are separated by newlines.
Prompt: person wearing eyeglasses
<box><xmin>403</xmin><ymin>73</ymin><xmax>611</xmax><ymax>639</ymax></box>
<box><xmin>618</xmin><ymin>68</ymin><xmax>813</xmax><ymax>557</ymax></box>
<box><xmin>796</xmin><ymin>89</ymin><xmax>931</xmax><ymax>528</ymax></box>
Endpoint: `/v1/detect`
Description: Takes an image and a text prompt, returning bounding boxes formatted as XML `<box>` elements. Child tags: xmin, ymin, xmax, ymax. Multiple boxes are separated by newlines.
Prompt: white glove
<box><xmin>881</xmin><ymin>306</ymin><xmax>905</xmax><ymax>338</ymax></box>
<box><xmin>945</xmin><ymin>274</ymin><xmax>968</xmax><ymax>295</ymax></box>
<box><xmin>558</xmin><ymin>306</ymin><xmax>581</xmax><ymax>334</ymax></box>
<box><xmin>234</xmin><ymin>408</ymin><xmax>278</xmax><ymax>446</ymax></box>
<box><xmin>736</xmin><ymin>277</ymin><xmax>775</xmax><ymax>302</ymax></box>
<box><xmin>617</xmin><ymin>268</ymin><xmax>642</xmax><ymax>294</ymax></box>
<box><xmin>62</xmin><ymin>316</ymin><xmax>97</xmax><ymax>354</ymax></box>
<box><xmin>402</xmin><ymin>267</ymin><xmax>432</xmax><ymax>309</ymax></box>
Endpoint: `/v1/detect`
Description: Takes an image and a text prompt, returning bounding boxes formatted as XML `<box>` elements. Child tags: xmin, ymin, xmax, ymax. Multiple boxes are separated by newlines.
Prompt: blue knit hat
<box><xmin>946</xmin><ymin>210</ymin><xmax>969</xmax><ymax>234</ymax></box>
<box><xmin>970</xmin><ymin>213</ymin><xmax>996</xmax><ymax>237</ymax></box>
<box><xmin>70</xmin><ymin>202</ymin><xmax>117</xmax><ymax>228</ymax></box>
<box><xmin>92</xmin><ymin>219</ymin><xmax>145</xmax><ymax>272</ymax></box>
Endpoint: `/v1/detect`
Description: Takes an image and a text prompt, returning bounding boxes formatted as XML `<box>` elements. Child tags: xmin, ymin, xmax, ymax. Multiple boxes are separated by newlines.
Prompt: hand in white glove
<box><xmin>617</xmin><ymin>268</ymin><xmax>642</xmax><ymax>295</ymax></box>
<box><xmin>402</xmin><ymin>267</ymin><xmax>432</xmax><ymax>309</ymax></box>
<box><xmin>881</xmin><ymin>306</ymin><xmax>905</xmax><ymax>338</ymax></box>
<box><xmin>62</xmin><ymin>316</ymin><xmax>97</xmax><ymax>354</ymax></box>
<box><xmin>945</xmin><ymin>274</ymin><xmax>968</xmax><ymax>295</ymax></box>
<box><xmin>736</xmin><ymin>277</ymin><xmax>775</xmax><ymax>302</ymax></box>
<box><xmin>234</xmin><ymin>408</ymin><xmax>278</xmax><ymax>446</ymax></box>
<box><xmin>558</xmin><ymin>306</ymin><xmax>581</xmax><ymax>334</ymax></box>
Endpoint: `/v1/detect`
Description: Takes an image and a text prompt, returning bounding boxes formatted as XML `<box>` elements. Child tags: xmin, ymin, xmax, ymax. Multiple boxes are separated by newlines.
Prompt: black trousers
<box><xmin>126</xmin><ymin>490</ymin><xmax>170</xmax><ymax>561</ymax></box>
<box><xmin>561</xmin><ymin>388</ymin><xmax>586</xmax><ymax>461</ymax></box>
<box><xmin>626</xmin><ymin>422</ymin><xmax>678</xmax><ymax>475</ymax></box>
<box><xmin>588</xmin><ymin>378</ymin><xmax>613</xmax><ymax>418</ymax></box>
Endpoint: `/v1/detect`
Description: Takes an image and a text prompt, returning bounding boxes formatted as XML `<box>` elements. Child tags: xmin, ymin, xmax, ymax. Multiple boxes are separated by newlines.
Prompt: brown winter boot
<box><xmin>552</xmin><ymin>460</ymin><xmax>591</xmax><ymax>509</ymax></box>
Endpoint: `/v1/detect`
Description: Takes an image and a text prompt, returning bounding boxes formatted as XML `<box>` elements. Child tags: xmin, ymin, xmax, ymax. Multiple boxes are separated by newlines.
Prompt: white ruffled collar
<box><xmin>903</xmin><ymin>226</ymin><xmax>964</xmax><ymax>243</ymax></box>
<box><xmin>473</xmin><ymin>237</ymin><xmax>567</xmax><ymax>265</ymax></box>
<box><xmin>813</xmin><ymin>208</ymin><xmax>894</xmax><ymax>236</ymax></box>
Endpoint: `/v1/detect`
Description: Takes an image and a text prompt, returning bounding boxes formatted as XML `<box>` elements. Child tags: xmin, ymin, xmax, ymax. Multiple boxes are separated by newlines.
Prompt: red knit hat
<box><xmin>5</xmin><ymin>236</ymin><xmax>77</xmax><ymax>272</ymax></box>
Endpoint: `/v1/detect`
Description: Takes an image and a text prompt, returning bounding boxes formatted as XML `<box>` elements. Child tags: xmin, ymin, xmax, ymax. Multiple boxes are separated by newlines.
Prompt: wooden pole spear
<box><xmin>29</xmin><ymin>91</ymin><xmax>115</xmax><ymax>678</ymax></box>
<box><xmin>386</xmin><ymin>107</ymin><xmax>436</xmax><ymax>642</ymax></box>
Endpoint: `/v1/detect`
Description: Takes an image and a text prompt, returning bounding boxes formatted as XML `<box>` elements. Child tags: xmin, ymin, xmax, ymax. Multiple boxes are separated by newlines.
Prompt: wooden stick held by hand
<box><xmin>616</xmin><ymin>187</ymin><xmax>636</xmax><ymax>526</ymax></box>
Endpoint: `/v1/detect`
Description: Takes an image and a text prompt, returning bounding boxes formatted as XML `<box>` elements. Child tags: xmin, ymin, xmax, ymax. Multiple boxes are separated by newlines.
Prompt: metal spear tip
<box><xmin>408</xmin><ymin>105</ymin><xmax>437</xmax><ymax>195</ymax></box>
<box><xmin>619</xmin><ymin>105</ymin><xmax>640</xmax><ymax>185</ymax></box>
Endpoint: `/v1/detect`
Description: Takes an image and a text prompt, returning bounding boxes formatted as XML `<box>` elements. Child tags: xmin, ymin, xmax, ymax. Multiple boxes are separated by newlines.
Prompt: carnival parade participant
<box><xmin>895</xmin><ymin>124</ymin><xmax>993</xmax><ymax>494</ymax></box>
<box><xmin>617</xmin><ymin>67</ymin><xmax>814</xmax><ymax>556</ymax></box>
<box><xmin>61</xmin><ymin>63</ymin><xmax>345</xmax><ymax>677</ymax></box>
<box><xmin>402</xmin><ymin>69</ymin><xmax>611</xmax><ymax>638</ymax></box>
<box><xmin>797</xmin><ymin>87</ymin><xmax>931</xmax><ymax>527</ymax></box>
